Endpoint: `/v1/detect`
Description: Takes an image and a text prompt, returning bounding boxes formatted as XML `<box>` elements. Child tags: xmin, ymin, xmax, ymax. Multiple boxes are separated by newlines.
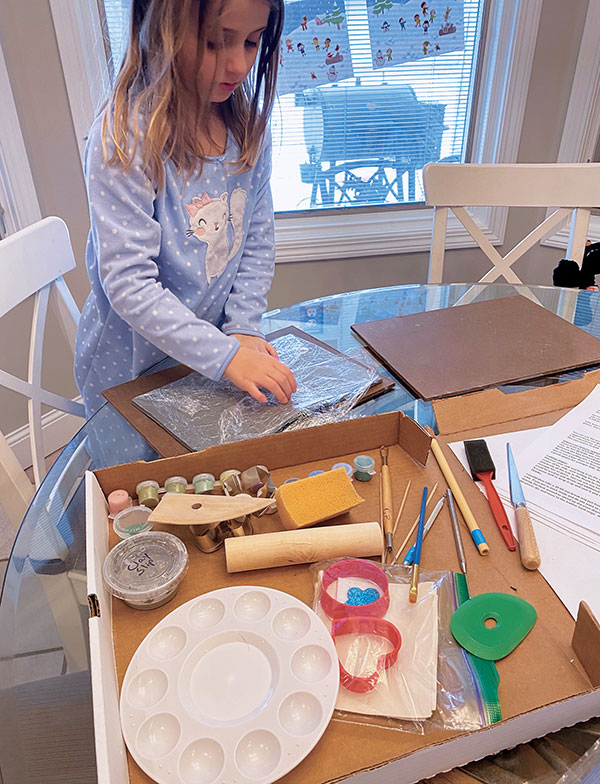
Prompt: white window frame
<box><xmin>541</xmin><ymin>0</ymin><xmax>600</xmax><ymax>253</ymax></box>
<box><xmin>0</xmin><ymin>39</ymin><xmax>41</xmax><ymax>234</ymax></box>
<box><xmin>51</xmin><ymin>0</ymin><xmax>542</xmax><ymax>262</ymax></box>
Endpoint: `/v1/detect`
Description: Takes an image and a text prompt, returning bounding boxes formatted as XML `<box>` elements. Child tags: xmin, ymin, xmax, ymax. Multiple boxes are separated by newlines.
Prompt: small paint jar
<box><xmin>192</xmin><ymin>472</ymin><xmax>215</xmax><ymax>494</ymax></box>
<box><xmin>332</xmin><ymin>462</ymin><xmax>354</xmax><ymax>480</ymax></box>
<box><xmin>135</xmin><ymin>480</ymin><xmax>160</xmax><ymax>509</ymax></box>
<box><xmin>220</xmin><ymin>469</ymin><xmax>240</xmax><ymax>484</ymax></box>
<box><xmin>164</xmin><ymin>475</ymin><xmax>188</xmax><ymax>494</ymax></box>
<box><xmin>283</xmin><ymin>477</ymin><xmax>301</xmax><ymax>484</ymax></box>
<box><xmin>308</xmin><ymin>470</ymin><xmax>325</xmax><ymax>477</ymax></box>
<box><xmin>102</xmin><ymin>531</ymin><xmax>189</xmax><ymax>610</ymax></box>
<box><xmin>113</xmin><ymin>505</ymin><xmax>154</xmax><ymax>539</ymax></box>
<box><xmin>353</xmin><ymin>454</ymin><xmax>376</xmax><ymax>482</ymax></box>
<box><xmin>107</xmin><ymin>489</ymin><xmax>132</xmax><ymax>516</ymax></box>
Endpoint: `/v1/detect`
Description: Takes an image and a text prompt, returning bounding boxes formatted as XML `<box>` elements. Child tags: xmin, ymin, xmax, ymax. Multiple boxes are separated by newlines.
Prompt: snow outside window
<box><xmin>101</xmin><ymin>0</ymin><xmax>483</xmax><ymax>213</ymax></box>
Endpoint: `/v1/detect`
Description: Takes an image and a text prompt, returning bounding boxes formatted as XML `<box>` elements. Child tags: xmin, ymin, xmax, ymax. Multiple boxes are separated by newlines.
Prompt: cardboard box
<box><xmin>87</xmin><ymin>402</ymin><xmax>600</xmax><ymax>784</ymax></box>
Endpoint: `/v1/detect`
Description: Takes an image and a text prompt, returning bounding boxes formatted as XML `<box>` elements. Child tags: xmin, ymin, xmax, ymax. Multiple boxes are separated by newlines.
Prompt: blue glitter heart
<box><xmin>345</xmin><ymin>587</ymin><xmax>380</xmax><ymax>606</ymax></box>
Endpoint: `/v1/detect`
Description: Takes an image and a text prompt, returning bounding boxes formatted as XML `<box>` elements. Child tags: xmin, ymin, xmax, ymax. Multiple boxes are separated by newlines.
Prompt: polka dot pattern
<box><xmin>74</xmin><ymin>118</ymin><xmax>275</xmax><ymax>417</ymax></box>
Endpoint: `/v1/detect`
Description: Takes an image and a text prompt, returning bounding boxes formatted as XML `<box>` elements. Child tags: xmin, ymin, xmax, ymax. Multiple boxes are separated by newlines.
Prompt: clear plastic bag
<box><xmin>133</xmin><ymin>333</ymin><xmax>378</xmax><ymax>451</ymax></box>
<box><xmin>311</xmin><ymin>558</ymin><xmax>490</xmax><ymax>734</ymax></box>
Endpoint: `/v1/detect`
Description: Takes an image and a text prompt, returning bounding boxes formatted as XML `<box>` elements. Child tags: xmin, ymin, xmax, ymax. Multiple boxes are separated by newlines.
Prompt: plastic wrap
<box><xmin>311</xmin><ymin>558</ymin><xmax>489</xmax><ymax>734</ymax></box>
<box><xmin>133</xmin><ymin>333</ymin><xmax>379</xmax><ymax>451</ymax></box>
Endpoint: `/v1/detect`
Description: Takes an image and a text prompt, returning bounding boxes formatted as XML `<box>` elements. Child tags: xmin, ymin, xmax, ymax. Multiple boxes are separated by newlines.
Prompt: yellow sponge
<box><xmin>275</xmin><ymin>468</ymin><xmax>364</xmax><ymax>530</ymax></box>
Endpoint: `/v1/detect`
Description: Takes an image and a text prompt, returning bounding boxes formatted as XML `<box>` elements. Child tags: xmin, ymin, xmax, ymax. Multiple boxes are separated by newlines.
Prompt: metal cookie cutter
<box><xmin>223</xmin><ymin>465</ymin><xmax>277</xmax><ymax>517</ymax></box>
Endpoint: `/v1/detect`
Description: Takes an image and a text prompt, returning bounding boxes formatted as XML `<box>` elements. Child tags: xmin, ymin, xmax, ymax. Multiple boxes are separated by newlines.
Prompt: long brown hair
<box><xmin>102</xmin><ymin>0</ymin><xmax>283</xmax><ymax>191</ymax></box>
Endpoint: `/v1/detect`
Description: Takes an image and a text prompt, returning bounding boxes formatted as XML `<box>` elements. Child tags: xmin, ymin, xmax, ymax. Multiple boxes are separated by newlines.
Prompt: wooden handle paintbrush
<box><xmin>380</xmin><ymin>445</ymin><xmax>394</xmax><ymax>562</ymax></box>
<box><xmin>430</xmin><ymin>438</ymin><xmax>490</xmax><ymax>555</ymax></box>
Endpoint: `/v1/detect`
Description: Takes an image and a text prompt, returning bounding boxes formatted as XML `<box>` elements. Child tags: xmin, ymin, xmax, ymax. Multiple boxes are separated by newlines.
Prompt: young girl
<box><xmin>75</xmin><ymin>0</ymin><xmax>296</xmax><ymax>418</ymax></box>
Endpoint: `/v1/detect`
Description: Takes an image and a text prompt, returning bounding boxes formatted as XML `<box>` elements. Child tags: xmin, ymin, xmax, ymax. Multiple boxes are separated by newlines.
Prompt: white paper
<box><xmin>448</xmin><ymin>390</ymin><xmax>600</xmax><ymax>621</ymax></box>
<box><xmin>316</xmin><ymin>574</ymin><xmax>438</xmax><ymax>720</ymax></box>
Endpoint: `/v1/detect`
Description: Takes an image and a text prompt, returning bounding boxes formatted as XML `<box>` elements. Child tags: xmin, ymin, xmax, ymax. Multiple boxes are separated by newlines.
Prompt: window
<box><xmin>99</xmin><ymin>0</ymin><xmax>482</xmax><ymax>213</ymax></box>
<box><xmin>51</xmin><ymin>0</ymin><xmax>543</xmax><ymax>260</ymax></box>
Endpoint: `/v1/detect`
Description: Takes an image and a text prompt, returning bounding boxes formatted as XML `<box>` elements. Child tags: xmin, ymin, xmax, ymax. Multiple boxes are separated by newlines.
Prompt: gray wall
<box><xmin>0</xmin><ymin>0</ymin><xmax>589</xmax><ymax>433</ymax></box>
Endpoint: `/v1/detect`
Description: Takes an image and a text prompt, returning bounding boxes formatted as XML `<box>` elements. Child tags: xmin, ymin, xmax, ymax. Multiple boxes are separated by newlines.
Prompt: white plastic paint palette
<box><xmin>120</xmin><ymin>586</ymin><xmax>339</xmax><ymax>784</ymax></box>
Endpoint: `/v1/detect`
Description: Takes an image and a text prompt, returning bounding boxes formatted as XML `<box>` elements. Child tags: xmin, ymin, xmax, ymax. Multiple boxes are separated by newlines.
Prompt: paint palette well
<box><xmin>119</xmin><ymin>586</ymin><xmax>339</xmax><ymax>784</ymax></box>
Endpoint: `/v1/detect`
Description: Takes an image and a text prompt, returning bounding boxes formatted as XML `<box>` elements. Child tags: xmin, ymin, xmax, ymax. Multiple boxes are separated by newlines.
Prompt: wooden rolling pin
<box><xmin>225</xmin><ymin>521</ymin><xmax>382</xmax><ymax>573</ymax></box>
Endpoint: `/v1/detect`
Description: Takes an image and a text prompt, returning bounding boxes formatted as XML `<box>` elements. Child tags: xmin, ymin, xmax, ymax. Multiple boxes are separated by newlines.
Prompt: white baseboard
<box><xmin>7</xmin><ymin>399</ymin><xmax>84</xmax><ymax>470</ymax></box>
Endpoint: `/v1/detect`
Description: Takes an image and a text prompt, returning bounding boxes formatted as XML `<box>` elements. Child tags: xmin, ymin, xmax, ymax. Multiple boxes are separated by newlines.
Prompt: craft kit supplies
<box><xmin>393</xmin><ymin>482</ymin><xmax>439</xmax><ymax>563</ymax></box>
<box><xmin>118</xmin><ymin>586</ymin><xmax>339</xmax><ymax>784</ymax></box>
<box><xmin>222</xmin><ymin>465</ymin><xmax>277</xmax><ymax>517</ymax></box>
<box><xmin>506</xmin><ymin>442</ymin><xmax>541</xmax><ymax>570</ymax></box>
<box><xmin>192</xmin><ymin>472</ymin><xmax>215</xmax><ymax>494</ymax></box>
<box><xmin>379</xmin><ymin>446</ymin><xmax>394</xmax><ymax>563</ymax></box>
<box><xmin>224</xmin><ymin>522</ymin><xmax>382</xmax><ymax>573</ymax></box>
<box><xmin>451</xmin><ymin>593</ymin><xmax>537</xmax><ymax>660</ymax></box>
<box><xmin>430</xmin><ymin>439</ymin><xmax>490</xmax><ymax>555</ymax></box>
<box><xmin>409</xmin><ymin>487</ymin><xmax>428</xmax><ymax>604</ymax></box>
<box><xmin>164</xmin><ymin>475</ymin><xmax>188</xmax><ymax>494</ymax></box>
<box><xmin>112</xmin><ymin>505</ymin><xmax>154</xmax><ymax>539</ymax></box>
<box><xmin>404</xmin><ymin>496</ymin><xmax>446</xmax><ymax>566</ymax></box>
<box><xmin>353</xmin><ymin>454</ymin><xmax>375</xmax><ymax>481</ymax></box>
<box><xmin>102</xmin><ymin>531</ymin><xmax>189</xmax><ymax>610</ymax></box>
<box><xmin>332</xmin><ymin>461</ymin><xmax>354</xmax><ymax>480</ymax></box>
<box><xmin>309</xmin><ymin>469</ymin><xmax>325</xmax><ymax>477</ymax></box>
<box><xmin>220</xmin><ymin>469</ymin><xmax>240</xmax><ymax>484</ymax></box>
<box><xmin>332</xmin><ymin>617</ymin><xmax>402</xmax><ymax>693</ymax></box>
<box><xmin>135</xmin><ymin>479</ymin><xmax>160</xmax><ymax>509</ymax></box>
<box><xmin>391</xmin><ymin>479</ymin><xmax>412</xmax><ymax>538</ymax></box>
<box><xmin>320</xmin><ymin>559</ymin><xmax>390</xmax><ymax>620</ymax></box>
<box><xmin>107</xmin><ymin>488</ymin><xmax>132</xmax><ymax>516</ymax></box>
<box><xmin>147</xmin><ymin>492</ymin><xmax>276</xmax><ymax>526</ymax></box>
<box><xmin>311</xmin><ymin>560</ymin><xmax>487</xmax><ymax>729</ymax></box>
<box><xmin>274</xmin><ymin>467</ymin><xmax>364</xmax><ymax>530</ymax></box>
<box><xmin>464</xmin><ymin>439</ymin><xmax>516</xmax><ymax>551</ymax></box>
<box><xmin>447</xmin><ymin>489</ymin><xmax>468</xmax><ymax>579</ymax></box>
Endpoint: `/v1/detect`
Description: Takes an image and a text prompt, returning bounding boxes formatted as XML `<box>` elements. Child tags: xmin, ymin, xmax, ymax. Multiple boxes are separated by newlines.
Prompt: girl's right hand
<box><xmin>223</xmin><ymin>347</ymin><xmax>297</xmax><ymax>404</ymax></box>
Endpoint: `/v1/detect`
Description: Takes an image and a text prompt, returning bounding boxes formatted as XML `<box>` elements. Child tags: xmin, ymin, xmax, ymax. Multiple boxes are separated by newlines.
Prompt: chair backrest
<box><xmin>423</xmin><ymin>163</ymin><xmax>600</xmax><ymax>285</ymax></box>
<box><xmin>0</xmin><ymin>216</ymin><xmax>85</xmax><ymax>523</ymax></box>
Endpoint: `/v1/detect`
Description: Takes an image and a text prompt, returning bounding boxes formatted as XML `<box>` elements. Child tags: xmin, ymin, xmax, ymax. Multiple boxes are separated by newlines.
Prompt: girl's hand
<box><xmin>230</xmin><ymin>333</ymin><xmax>279</xmax><ymax>359</ymax></box>
<box><xmin>224</xmin><ymin>346</ymin><xmax>297</xmax><ymax>404</ymax></box>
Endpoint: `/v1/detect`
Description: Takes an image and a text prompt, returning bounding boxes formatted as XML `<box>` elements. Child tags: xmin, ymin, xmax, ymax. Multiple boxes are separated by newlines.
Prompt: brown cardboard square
<box><xmin>88</xmin><ymin>401</ymin><xmax>600</xmax><ymax>784</ymax></box>
<box><xmin>101</xmin><ymin>325</ymin><xmax>394</xmax><ymax>458</ymax></box>
<box><xmin>351</xmin><ymin>296</ymin><xmax>600</xmax><ymax>401</ymax></box>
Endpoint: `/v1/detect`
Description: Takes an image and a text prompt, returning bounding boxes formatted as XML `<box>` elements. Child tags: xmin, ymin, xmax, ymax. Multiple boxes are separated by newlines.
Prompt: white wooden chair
<box><xmin>0</xmin><ymin>216</ymin><xmax>85</xmax><ymax>527</ymax></box>
<box><xmin>423</xmin><ymin>163</ymin><xmax>600</xmax><ymax>286</ymax></box>
<box><xmin>0</xmin><ymin>216</ymin><xmax>89</xmax><ymax>672</ymax></box>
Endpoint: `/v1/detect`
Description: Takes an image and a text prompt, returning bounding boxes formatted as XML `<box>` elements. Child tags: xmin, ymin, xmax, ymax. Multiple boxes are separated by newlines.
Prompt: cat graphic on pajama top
<box><xmin>185</xmin><ymin>188</ymin><xmax>247</xmax><ymax>281</ymax></box>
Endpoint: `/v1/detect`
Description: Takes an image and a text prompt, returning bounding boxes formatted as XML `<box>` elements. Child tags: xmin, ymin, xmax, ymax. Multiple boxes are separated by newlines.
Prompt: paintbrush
<box><xmin>393</xmin><ymin>482</ymin><xmax>438</xmax><ymax>563</ymax></box>
<box><xmin>409</xmin><ymin>486</ymin><xmax>428</xmax><ymax>604</ymax></box>
<box><xmin>464</xmin><ymin>439</ymin><xmax>516</xmax><ymax>551</ymax></box>
<box><xmin>380</xmin><ymin>445</ymin><xmax>394</xmax><ymax>563</ymax></box>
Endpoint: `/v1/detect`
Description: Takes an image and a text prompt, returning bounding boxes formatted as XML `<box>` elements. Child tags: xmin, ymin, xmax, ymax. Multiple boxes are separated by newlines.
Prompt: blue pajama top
<box><xmin>74</xmin><ymin>114</ymin><xmax>275</xmax><ymax>417</ymax></box>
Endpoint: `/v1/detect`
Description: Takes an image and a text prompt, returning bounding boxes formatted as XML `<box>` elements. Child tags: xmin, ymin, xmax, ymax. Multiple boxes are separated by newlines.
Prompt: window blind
<box><xmin>100</xmin><ymin>0</ymin><xmax>483</xmax><ymax>213</ymax></box>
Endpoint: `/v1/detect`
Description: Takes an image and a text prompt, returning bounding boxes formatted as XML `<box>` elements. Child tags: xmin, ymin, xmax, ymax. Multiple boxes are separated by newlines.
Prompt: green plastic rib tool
<box><xmin>451</xmin><ymin>591</ymin><xmax>537</xmax><ymax>661</ymax></box>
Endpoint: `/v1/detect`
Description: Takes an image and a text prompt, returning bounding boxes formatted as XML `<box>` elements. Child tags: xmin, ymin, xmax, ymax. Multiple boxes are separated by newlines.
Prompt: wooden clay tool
<box><xmin>464</xmin><ymin>439</ymin><xmax>516</xmax><ymax>551</ymax></box>
<box><xmin>225</xmin><ymin>521</ymin><xmax>382</xmax><ymax>572</ymax></box>
<box><xmin>147</xmin><ymin>493</ymin><xmax>276</xmax><ymax>526</ymax></box>
<box><xmin>379</xmin><ymin>445</ymin><xmax>394</xmax><ymax>563</ymax></box>
<box><xmin>430</xmin><ymin>438</ymin><xmax>490</xmax><ymax>555</ymax></box>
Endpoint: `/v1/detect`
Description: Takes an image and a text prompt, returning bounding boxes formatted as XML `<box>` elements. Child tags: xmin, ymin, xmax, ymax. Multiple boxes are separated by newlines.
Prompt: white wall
<box><xmin>0</xmin><ymin>0</ymin><xmax>589</xmax><ymax>431</ymax></box>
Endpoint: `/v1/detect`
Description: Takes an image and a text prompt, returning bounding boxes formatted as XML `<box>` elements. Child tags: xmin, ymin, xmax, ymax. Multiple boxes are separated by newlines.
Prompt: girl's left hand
<box><xmin>231</xmin><ymin>334</ymin><xmax>279</xmax><ymax>358</ymax></box>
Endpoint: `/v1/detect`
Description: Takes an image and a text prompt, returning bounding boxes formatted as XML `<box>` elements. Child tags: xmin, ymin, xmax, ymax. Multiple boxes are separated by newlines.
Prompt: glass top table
<box><xmin>1</xmin><ymin>283</ymin><xmax>599</xmax><ymax>784</ymax></box>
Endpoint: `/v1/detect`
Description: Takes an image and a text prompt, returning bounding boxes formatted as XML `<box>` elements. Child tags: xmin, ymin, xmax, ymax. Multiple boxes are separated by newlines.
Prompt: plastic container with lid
<box><xmin>112</xmin><ymin>505</ymin><xmax>154</xmax><ymax>539</ymax></box>
<box><xmin>102</xmin><ymin>532</ymin><xmax>189</xmax><ymax>610</ymax></box>
<box><xmin>164</xmin><ymin>475</ymin><xmax>188</xmax><ymax>494</ymax></box>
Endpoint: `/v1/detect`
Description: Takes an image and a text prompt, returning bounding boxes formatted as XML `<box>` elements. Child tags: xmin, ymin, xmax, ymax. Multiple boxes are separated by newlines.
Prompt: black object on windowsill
<box><xmin>553</xmin><ymin>242</ymin><xmax>600</xmax><ymax>288</ymax></box>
